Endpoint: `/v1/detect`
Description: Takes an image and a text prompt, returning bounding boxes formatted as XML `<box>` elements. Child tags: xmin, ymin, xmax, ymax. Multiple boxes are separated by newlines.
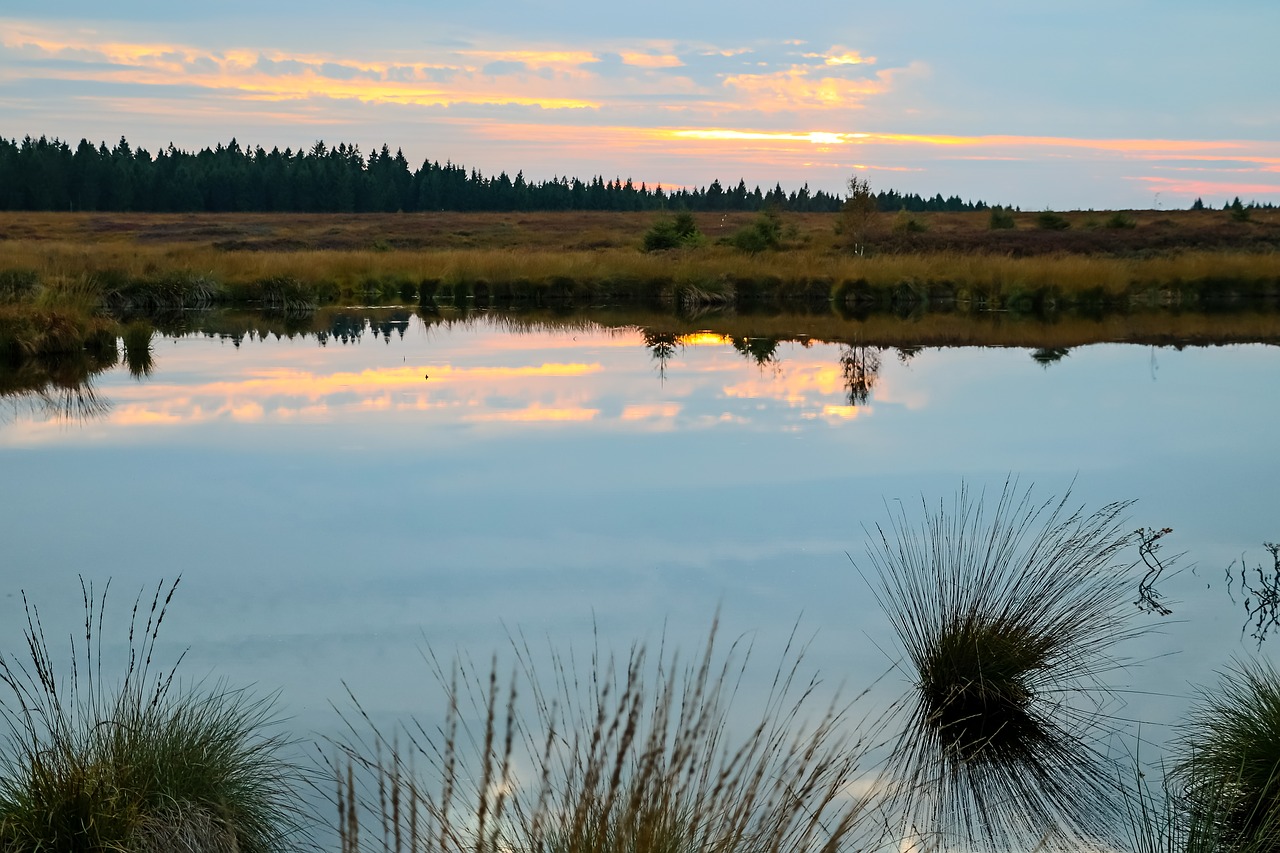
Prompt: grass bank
<box><xmin>1</xmin><ymin>209</ymin><xmax>1278</xmax><ymax>312</ymax></box>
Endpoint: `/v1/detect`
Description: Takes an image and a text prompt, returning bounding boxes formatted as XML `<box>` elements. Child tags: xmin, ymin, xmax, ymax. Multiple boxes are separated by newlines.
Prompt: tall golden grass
<box><xmin>3</xmin><ymin>239</ymin><xmax>1277</xmax><ymax>302</ymax></box>
<box><xmin>329</xmin><ymin>623</ymin><xmax>885</xmax><ymax>853</ymax></box>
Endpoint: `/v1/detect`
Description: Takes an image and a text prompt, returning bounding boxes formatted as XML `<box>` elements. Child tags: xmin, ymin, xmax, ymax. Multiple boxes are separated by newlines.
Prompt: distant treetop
<box><xmin>0</xmin><ymin>134</ymin><xmax>1000</xmax><ymax>214</ymax></box>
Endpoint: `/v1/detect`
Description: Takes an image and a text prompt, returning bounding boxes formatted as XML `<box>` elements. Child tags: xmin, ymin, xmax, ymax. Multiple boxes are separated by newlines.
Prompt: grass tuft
<box><xmin>332</xmin><ymin>621</ymin><xmax>882</xmax><ymax>853</ymax></box>
<box><xmin>0</xmin><ymin>578</ymin><xmax>308</xmax><ymax>853</ymax></box>
<box><xmin>858</xmin><ymin>480</ymin><xmax>1147</xmax><ymax>853</ymax></box>
<box><xmin>1173</xmin><ymin>658</ymin><xmax>1280</xmax><ymax>853</ymax></box>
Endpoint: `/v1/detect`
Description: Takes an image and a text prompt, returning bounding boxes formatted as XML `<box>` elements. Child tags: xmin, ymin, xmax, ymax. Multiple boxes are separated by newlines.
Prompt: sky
<box><xmin>1</xmin><ymin>1</ymin><xmax>1277</xmax><ymax>210</ymax></box>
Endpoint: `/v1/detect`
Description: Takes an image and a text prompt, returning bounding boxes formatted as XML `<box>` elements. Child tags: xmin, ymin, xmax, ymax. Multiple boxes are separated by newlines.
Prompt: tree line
<box><xmin>0</xmin><ymin>134</ymin><xmax>996</xmax><ymax>214</ymax></box>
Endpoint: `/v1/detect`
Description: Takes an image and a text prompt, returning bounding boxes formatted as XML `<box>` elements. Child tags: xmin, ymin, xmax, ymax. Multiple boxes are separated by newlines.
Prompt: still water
<box><xmin>1</xmin><ymin>311</ymin><xmax>1278</xmax><ymax>753</ymax></box>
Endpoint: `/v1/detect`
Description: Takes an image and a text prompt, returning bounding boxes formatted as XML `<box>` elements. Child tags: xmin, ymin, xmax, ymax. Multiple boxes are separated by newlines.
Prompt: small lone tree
<box><xmin>1229</xmin><ymin>197</ymin><xmax>1251</xmax><ymax>222</ymax></box>
<box><xmin>838</xmin><ymin>175</ymin><xmax>877</xmax><ymax>255</ymax></box>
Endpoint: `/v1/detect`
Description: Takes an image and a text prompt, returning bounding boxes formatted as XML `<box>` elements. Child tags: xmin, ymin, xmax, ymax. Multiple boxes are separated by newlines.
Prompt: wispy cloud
<box><xmin>1</xmin><ymin>15</ymin><xmax>1276</xmax><ymax>207</ymax></box>
<box><xmin>0</xmin><ymin>22</ymin><xmax>909</xmax><ymax>119</ymax></box>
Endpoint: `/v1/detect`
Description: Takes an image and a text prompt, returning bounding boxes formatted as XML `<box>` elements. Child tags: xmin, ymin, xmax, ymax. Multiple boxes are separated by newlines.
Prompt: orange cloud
<box><xmin>673</xmin><ymin>129</ymin><xmax>849</xmax><ymax>145</ymax></box>
<box><xmin>723</xmin><ymin>66</ymin><xmax>892</xmax><ymax>111</ymax></box>
<box><xmin>1132</xmin><ymin>175</ymin><xmax>1280</xmax><ymax>198</ymax></box>
<box><xmin>1</xmin><ymin>26</ymin><xmax>606</xmax><ymax>109</ymax></box>
<box><xmin>457</xmin><ymin>49</ymin><xmax>601</xmax><ymax>72</ymax></box>
<box><xmin>620</xmin><ymin>51</ymin><xmax>684</xmax><ymax>69</ymax></box>
<box><xmin>805</xmin><ymin>48</ymin><xmax>876</xmax><ymax>66</ymax></box>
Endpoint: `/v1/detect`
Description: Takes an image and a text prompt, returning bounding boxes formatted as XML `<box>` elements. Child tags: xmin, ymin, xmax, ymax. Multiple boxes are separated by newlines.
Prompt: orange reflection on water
<box><xmin>621</xmin><ymin>403</ymin><xmax>683</xmax><ymax>421</ymax></box>
<box><xmin>465</xmin><ymin>404</ymin><xmax>600</xmax><ymax>423</ymax></box>
<box><xmin>677</xmin><ymin>333</ymin><xmax>734</xmax><ymax>347</ymax></box>
<box><xmin>723</xmin><ymin>364</ymin><xmax>847</xmax><ymax>407</ymax></box>
<box><xmin>0</xmin><ymin>324</ymin><xmax>905</xmax><ymax>446</ymax></box>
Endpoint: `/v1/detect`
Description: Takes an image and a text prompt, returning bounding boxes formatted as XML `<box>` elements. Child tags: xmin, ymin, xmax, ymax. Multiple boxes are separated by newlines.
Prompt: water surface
<box><xmin>2</xmin><ymin>311</ymin><xmax>1277</xmax><ymax>752</ymax></box>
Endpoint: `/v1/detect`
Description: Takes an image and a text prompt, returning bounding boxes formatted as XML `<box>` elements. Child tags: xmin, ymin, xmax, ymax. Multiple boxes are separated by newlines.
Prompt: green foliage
<box><xmin>1173</xmin><ymin>659</ymin><xmax>1280</xmax><ymax>853</ymax></box>
<box><xmin>642</xmin><ymin>212</ymin><xmax>702</xmax><ymax>251</ymax></box>
<box><xmin>1037</xmin><ymin>211</ymin><xmax>1072</xmax><ymax>230</ymax></box>
<box><xmin>858</xmin><ymin>481</ymin><xmax>1146</xmax><ymax>853</ymax></box>
<box><xmin>0</xmin><ymin>270</ymin><xmax>39</xmax><ymax>303</ymax></box>
<box><xmin>1231</xmin><ymin>197</ymin><xmax>1252</xmax><ymax>223</ymax></box>
<box><xmin>838</xmin><ymin>175</ymin><xmax>878</xmax><ymax>254</ymax></box>
<box><xmin>988</xmin><ymin>207</ymin><xmax>1016</xmax><ymax>230</ymax></box>
<box><xmin>729</xmin><ymin>208</ymin><xmax>783</xmax><ymax>253</ymax></box>
<box><xmin>1032</xmin><ymin>346</ymin><xmax>1071</xmax><ymax>366</ymax></box>
<box><xmin>0</xmin><ymin>579</ymin><xmax>307</xmax><ymax>853</ymax></box>
<box><xmin>892</xmin><ymin>209</ymin><xmax>929</xmax><ymax>233</ymax></box>
<box><xmin>1105</xmin><ymin>212</ymin><xmax>1137</xmax><ymax>229</ymax></box>
<box><xmin>333</xmin><ymin>623</ymin><xmax>879</xmax><ymax>853</ymax></box>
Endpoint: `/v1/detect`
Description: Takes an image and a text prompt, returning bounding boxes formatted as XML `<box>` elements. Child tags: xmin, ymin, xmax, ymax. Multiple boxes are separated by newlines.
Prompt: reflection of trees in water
<box><xmin>896</xmin><ymin>346</ymin><xmax>922</xmax><ymax>364</ymax></box>
<box><xmin>318</xmin><ymin>314</ymin><xmax>367</xmax><ymax>346</ymax></box>
<box><xmin>642</xmin><ymin>331</ymin><xmax>680</xmax><ymax>380</ymax></box>
<box><xmin>1032</xmin><ymin>347</ymin><xmax>1071</xmax><ymax>367</ymax></box>
<box><xmin>731</xmin><ymin>336</ymin><xmax>780</xmax><ymax>367</ymax></box>
<box><xmin>374</xmin><ymin>311</ymin><xmax>412</xmax><ymax>343</ymax></box>
<box><xmin>314</xmin><ymin>311</ymin><xmax>413</xmax><ymax>346</ymax></box>
<box><xmin>839</xmin><ymin>344</ymin><xmax>882</xmax><ymax>406</ymax></box>
<box><xmin>1227</xmin><ymin>543</ymin><xmax>1280</xmax><ymax>647</ymax></box>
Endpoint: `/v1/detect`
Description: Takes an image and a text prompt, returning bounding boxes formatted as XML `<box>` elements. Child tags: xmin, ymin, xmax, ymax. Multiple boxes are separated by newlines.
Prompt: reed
<box><xmin>0</xmin><ymin>579</ymin><xmax>308</xmax><ymax>852</ymax></box>
<box><xmin>857</xmin><ymin>481</ymin><xmax>1148</xmax><ymax>853</ymax></box>
<box><xmin>330</xmin><ymin>622</ymin><xmax>882</xmax><ymax>853</ymax></box>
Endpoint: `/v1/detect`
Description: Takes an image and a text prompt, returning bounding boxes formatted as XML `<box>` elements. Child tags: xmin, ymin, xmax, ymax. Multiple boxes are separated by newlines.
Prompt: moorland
<box><xmin>1</xmin><ymin>206</ymin><xmax>1278</xmax><ymax>370</ymax></box>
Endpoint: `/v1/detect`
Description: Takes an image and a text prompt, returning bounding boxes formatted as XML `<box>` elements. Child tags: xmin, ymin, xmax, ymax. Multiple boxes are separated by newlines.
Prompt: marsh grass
<box><xmin>1172</xmin><ymin>659</ymin><xmax>1280</xmax><ymax>853</ymax></box>
<box><xmin>858</xmin><ymin>481</ymin><xmax>1147</xmax><ymax>853</ymax></box>
<box><xmin>330</xmin><ymin>623</ymin><xmax>883</xmax><ymax>853</ymax></box>
<box><xmin>0</xmin><ymin>578</ymin><xmax>308</xmax><ymax>852</ymax></box>
<box><xmin>121</xmin><ymin>321</ymin><xmax>155</xmax><ymax>378</ymax></box>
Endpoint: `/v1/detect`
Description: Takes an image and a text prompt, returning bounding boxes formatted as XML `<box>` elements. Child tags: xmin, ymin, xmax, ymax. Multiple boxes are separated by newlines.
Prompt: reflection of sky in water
<box><xmin>1</xmin><ymin>317</ymin><xmax>1278</xmax><ymax>755</ymax></box>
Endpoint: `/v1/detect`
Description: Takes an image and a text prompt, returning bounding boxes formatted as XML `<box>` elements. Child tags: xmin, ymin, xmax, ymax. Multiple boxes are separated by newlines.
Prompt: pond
<box><xmin>1</xmin><ymin>307</ymin><xmax>1278</xmax><ymax>763</ymax></box>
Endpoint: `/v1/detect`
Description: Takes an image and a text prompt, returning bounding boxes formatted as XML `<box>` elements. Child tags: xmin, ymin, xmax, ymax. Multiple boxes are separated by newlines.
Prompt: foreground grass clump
<box><xmin>333</xmin><ymin>623</ymin><xmax>880</xmax><ymax>853</ymax></box>
<box><xmin>1173</xmin><ymin>659</ymin><xmax>1280</xmax><ymax>853</ymax></box>
<box><xmin>859</xmin><ymin>481</ymin><xmax>1145</xmax><ymax>853</ymax></box>
<box><xmin>0</xmin><ymin>579</ymin><xmax>307</xmax><ymax>852</ymax></box>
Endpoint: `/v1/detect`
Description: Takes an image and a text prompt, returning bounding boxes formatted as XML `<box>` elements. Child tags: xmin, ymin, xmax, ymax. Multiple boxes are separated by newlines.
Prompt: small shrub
<box><xmin>989</xmin><ymin>207</ymin><xmax>1016</xmax><ymax>230</ymax></box>
<box><xmin>729</xmin><ymin>208</ymin><xmax>784</xmax><ymax>254</ymax></box>
<box><xmin>1105</xmin><ymin>212</ymin><xmax>1137</xmax><ymax>229</ymax></box>
<box><xmin>1037</xmin><ymin>211</ymin><xmax>1072</xmax><ymax>230</ymax></box>
<box><xmin>642</xmin><ymin>212</ymin><xmax>701</xmax><ymax>251</ymax></box>
<box><xmin>1230</xmin><ymin>198</ymin><xmax>1252</xmax><ymax>223</ymax></box>
<box><xmin>892</xmin><ymin>209</ymin><xmax>929</xmax><ymax>233</ymax></box>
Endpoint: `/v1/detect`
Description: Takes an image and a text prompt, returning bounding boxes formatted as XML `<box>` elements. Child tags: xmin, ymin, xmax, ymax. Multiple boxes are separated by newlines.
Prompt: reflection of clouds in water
<box><xmin>1</xmin><ymin>320</ymin><xmax>913</xmax><ymax>445</ymax></box>
<box><xmin>1</xmin><ymin>333</ymin><xmax>1279</xmax><ymax>770</ymax></box>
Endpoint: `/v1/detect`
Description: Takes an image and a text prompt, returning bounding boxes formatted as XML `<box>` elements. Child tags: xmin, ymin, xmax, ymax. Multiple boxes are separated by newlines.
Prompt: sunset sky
<box><xmin>2</xmin><ymin>1</ymin><xmax>1276</xmax><ymax>209</ymax></box>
